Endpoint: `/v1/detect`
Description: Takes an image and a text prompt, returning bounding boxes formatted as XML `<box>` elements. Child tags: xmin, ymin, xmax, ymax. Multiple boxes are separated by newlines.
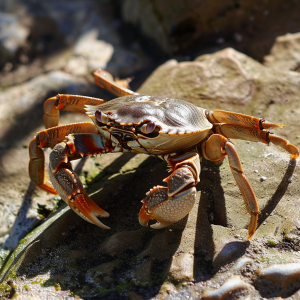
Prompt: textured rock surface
<box><xmin>0</xmin><ymin>47</ymin><xmax>300</xmax><ymax>299</ymax></box>
<box><xmin>121</xmin><ymin>0</ymin><xmax>300</xmax><ymax>59</ymax></box>
<box><xmin>0</xmin><ymin>0</ymin><xmax>152</xmax><ymax>253</ymax></box>
<box><xmin>264</xmin><ymin>32</ymin><xmax>300</xmax><ymax>72</ymax></box>
<box><xmin>0</xmin><ymin>0</ymin><xmax>152</xmax><ymax>88</ymax></box>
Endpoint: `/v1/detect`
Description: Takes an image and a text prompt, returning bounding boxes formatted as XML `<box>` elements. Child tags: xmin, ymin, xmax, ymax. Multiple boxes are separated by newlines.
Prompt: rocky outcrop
<box><xmin>121</xmin><ymin>0</ymin><xmax>300</xmax><ymax>59</ymax></box>
<box><xmin>1</xmin><ymin>47</ymin><xmax>300</xmax><ymax>299</ymax></box>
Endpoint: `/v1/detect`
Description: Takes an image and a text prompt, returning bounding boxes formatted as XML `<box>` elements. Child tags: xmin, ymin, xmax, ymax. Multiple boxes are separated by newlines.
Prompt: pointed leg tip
<box><xmin>247</xmin><ymin>232</ymin><xmax>254</xmax><ymax>240</ymax></box>
<box><xmin>247</xmin><ymin>212</ymin><xmax>258</xmax><ymax>240</ymax></box>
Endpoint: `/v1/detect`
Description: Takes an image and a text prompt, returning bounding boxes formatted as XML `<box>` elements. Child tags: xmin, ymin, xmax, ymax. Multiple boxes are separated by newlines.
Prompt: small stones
<box><xmin>202</xmin><ymin>276</ymin><xmax>252</xmax><ymax>299</ymax></box>
<box><xmin>260</xmin><ymin>176</ymin><xmax>267</xmax><ymax>182</ymax></box>
<box><xmin>231</xmin><ymin>257</ymin><xmax>253</xmax><ymax>271</ymax></box>
<box><xmin>257</xmin><ymin>263</ymin><xmax>300</xmax><ymax>284</ymax></box>
<box><xmin>255</xmin><ymin>263</ymin><xmax>300</xmax><ymax>297</ymax></box>
<box><xmin>168</xmin><ymin>252</ymin><xmax>194</xmax><ymax>282</ymax></box>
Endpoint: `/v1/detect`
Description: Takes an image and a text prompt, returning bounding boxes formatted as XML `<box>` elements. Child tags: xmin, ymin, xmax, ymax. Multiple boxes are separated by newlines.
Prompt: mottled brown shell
<box><xmin>89</xmin><ymin>95</ymin><xmax>210</xmax><ymax>132</ymax></box>
<box><xmin>86</xmin><ymin>95</ymin><xmax>212</xmax><ymax>154</ymax></box>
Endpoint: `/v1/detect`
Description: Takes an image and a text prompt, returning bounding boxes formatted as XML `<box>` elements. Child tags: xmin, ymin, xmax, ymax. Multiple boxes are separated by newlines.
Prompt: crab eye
<box><xmin>140</xmin><ymin>121</ymin><xmax>156</xmax><ymax>134</ymax></box>
<box><xmin>95</xmin><ymin>110</ymin><xmax>108</xmax><ymax>124</ymax></box>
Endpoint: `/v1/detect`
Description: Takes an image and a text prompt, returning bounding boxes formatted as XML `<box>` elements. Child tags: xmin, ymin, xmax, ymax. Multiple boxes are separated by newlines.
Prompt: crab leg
<box><xmin>214</xmin><ymin>124</ymin><xmax>299</xmax><ymax>160</ymax></box>
<box><xmin>206</xmin><ymin>109</ymin><xmax>299</xmax><ymax>159</ymax></box>
<box><xmin>49</xmin><ymin>133</ymin><xmax>122</xmax><ymax>229</ymax></box>
<box><xmin>206</xmin><ymin>109</ymin><xmax>284</xmax><ymax>130</ymax></box>
<box><xmin>139</xmin><ymin>151</ymin><xmax>200</xmax><ymax>229</ymax></box>
<box><xmin>43</xmin><ymin>94</ymin><xmax>106</xmax><ymax>128</ymax></box>
<box><xmin>94</xmin><ymin>69</ymin><xmax>138</xmax><ymax>97</ymax></box>
<box><xmin>29</xmin><ymin>122</ymin><xmax>99</xmax><ymax>194</ymax></box>
<box><xmin>201</xmin><ymin>134</ymin><xmax>260</xmax><ymax>239</ymax></box>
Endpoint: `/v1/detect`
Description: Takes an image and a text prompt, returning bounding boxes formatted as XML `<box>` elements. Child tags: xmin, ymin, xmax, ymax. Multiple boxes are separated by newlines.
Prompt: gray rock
<box><xmin>0</xmin><ymin>47</ymin><xmax>300</xmax><ymax>299</ymax></box>
<box><xmin>121</xmin><ymin>0</ymin><xmax>300</xmax><ymax>59</ymax></box>
<box><xmin>0</xmin><ymin>0</ymin><xmax>152</xmax><ymax>78</ymax></box>
<box><xmin>0</xmin><ymin>12</ymin><xmax>29</xmax><ymax>68</ymax></box>
<box><xmin>264</xmin><ymin>32</ymin><xmax>300</xmax><ymax>72</ymax></box>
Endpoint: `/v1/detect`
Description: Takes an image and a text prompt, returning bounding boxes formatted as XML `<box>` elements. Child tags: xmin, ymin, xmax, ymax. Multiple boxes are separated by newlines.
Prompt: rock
<box><xmin>121</xmin><ymin>0</ymin><xmax>300</xmax><ymax>59</ymax></box>
<box><xmin>255</xmin><ymin>263</ymin><xmax>300</xmax><ymax>297</ymax></box>
<box><xmin>0</xmin><ymin>0</ymin><xmax>152</xmax><ymax>79</ymax></box>
<box><xmin>0</xmin><ymin>12</ymin><xmax>29</xmax><ymax>68</ymax></box>
<box><xmin>70</xmin><ymin>29</ymin><xmax>114</xmax><ymax>74</ymax></box>
<box><xmin>202</xmin><ymin>276</ymin><xmax>252</xmax><ymax>300</ymax></box>
<box><xmin>169</xmin><ymin>253</ymin><xmax>194</xmax><ymax>283</ymax></box>
<box><xmin>264</xmin><ymin>32</ymin><xmax>300</xmax><ymax>72</ymax></box>
<box><xmin>1</xmin><ymin>47</ymin><xmax>300</xmax><ymax>299</ymax></box>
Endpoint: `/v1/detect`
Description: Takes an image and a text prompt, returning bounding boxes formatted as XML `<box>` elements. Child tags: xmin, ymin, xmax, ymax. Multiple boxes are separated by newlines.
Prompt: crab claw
<box><xmin>48</xmin><ymin>141</ymin><xmax>110</xmax><ymax>229</ymax></box>
<box><xmin>69</xmin><ymin>192</ymin><xmax>110</xmax><ymax>230</ymax></box>
<box><xmin>49</xmin><ymin>168</ymin><xmax>110</xmax><ymax>229</ymax></box>
<box><xmin>139</xmin><ymin>185</ymin><xmax>197</xmax><ymax>229</ymax></box>
<box><xmin>50</xmin><ymin>167</ymin><xmax>110</xmax><ymax>229</ymax></box>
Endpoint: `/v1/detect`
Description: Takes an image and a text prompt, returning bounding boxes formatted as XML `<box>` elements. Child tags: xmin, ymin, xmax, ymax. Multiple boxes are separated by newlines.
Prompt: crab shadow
<box><xmin>193</xmin><ymin>157</ymin><xmax>297</xmax><ymax>282</ymax></box>
<box><xmin>2</xmin><ymin>152</ymin><xmax>297</xmax><ymax>298</ymax></box>
<box><xmin>257</xmin><ymin>158</ymin><xmax>297</xmax><ymax>228</ymax></box>
<box><xmin>3</xmin><ymin>155</ymin><xmax>186</xmax><ymax>298</ymax></box>
<box><xmin>193</xmin><ymin>159</ymin><xmax>249</xmax><ymax>281</ymax></box>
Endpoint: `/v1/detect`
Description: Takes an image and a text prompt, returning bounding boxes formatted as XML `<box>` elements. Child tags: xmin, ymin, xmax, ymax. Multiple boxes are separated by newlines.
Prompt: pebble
<box><xmin>257</xmin><ymin>263</ymin><xmax>300</xmax><ymax>287</ymax></box>
<box><xmin>231</xmin><ymin>257</ymin><xmax>253</xmax><ymax>271</ymax></box>
<box><xmin>0</xmin><ymin>12</ymin><xmax>29</xmax><ymax>58</ymax></box>
<box><xmin>202</xmin><ymin>276</ymin><xmax>252</xmax><ymax>299</ymax></box>
<box><xmin>260</xmin><ymin>176</ymin><xmax>267</xmax><ymax>182</ymax></box>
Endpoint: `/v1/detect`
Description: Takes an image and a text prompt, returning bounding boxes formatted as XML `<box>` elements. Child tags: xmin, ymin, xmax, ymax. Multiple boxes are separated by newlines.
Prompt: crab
<box><xmin>29</xmin><ymin>69</ymin><xmax>299</xmax><ymax>239</ymax></box>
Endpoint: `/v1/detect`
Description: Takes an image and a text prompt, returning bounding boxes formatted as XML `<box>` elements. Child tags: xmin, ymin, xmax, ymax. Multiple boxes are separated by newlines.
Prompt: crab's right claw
<box><xmin>139</xmin><ymin>151</ymin><xmax>200</xmax><ymax>229</ymax></box>
<box><xmin>139</xmin><ymin>185</ymin><xmax>197</xmax><ymax>229</ymax></box>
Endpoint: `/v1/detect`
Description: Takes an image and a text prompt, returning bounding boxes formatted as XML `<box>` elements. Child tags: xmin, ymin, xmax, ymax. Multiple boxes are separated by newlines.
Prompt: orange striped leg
<box><xmin>29</xmin><ymin>122</ymin><xmax>98</xmax><ymax>194</ymax></box>
<box><xmin>214</xmin><ymin>124</ymin><xmax>299</xmax><ymax>160</ymax></box>
<box><xmin>206</xmin><ymin>109</ymin><xmax>284</xmax><ymax>130</ymax></box>
<box><xmin>201</xmin><ymin>134</ymin><xmax>260</xmax><ymax>239</ymax></box>
<box><xmin>43</xmin><ymin>94</ymin><xmax>106</xmax><ymax>128</ymax></box>
<box><xmin>94</xmin><ymin>69</ymin><xmax>138</xmax><ymax>97</ymax></box>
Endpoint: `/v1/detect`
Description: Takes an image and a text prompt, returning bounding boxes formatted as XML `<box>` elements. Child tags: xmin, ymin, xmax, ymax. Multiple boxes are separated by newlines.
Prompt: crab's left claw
<box><xmin>50</xmin><ymin>165</ymin><xmax>110</xmax><ymax>229</ymax></box>
<box><xmin>48</xmin><ymin>135</ymin><xmax>113</xmax><ymax>229</ymax></box>
<box><xmin>139</xmin><ymin>152</ymin><xmax>200</xmax><ymax>229</ymax></box>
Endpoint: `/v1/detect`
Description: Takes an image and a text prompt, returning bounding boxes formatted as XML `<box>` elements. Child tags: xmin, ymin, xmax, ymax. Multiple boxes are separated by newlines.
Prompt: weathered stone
<box><xmin>72</xmin><ymin>30</ymin><xmax>114</xmax><ymax>74</ymax></box>
<box><xmin>100</xmin><ymin>229</ymin><xmax>149</xmax><ymax>257</ymax></box>
<box><xmin>121</xmin><ymin>0</ymin><xmax>300</xmax><ymax>60</ymax></box>
<box><xmin>169</xmin><ymin>253</ymin><xmax>194</xmax><ymax>282</ymax></box>
<box><xmin>255</xmin><ymin>263</ymin><xmax>300</xmax><ymax>298</ymax></box>
<box><xmin>264</xmin><ymin>32</ymin><xmax>300</xmax><ymax>71</ymax></box>
<box><xmin>203</xmin><ymin>276</ymin><xmax>252</xmax><ymax>299</ymax></box>
<box><xmin>1</xmin><ymin>46</ymin><xmax>300</xmax><ymax>299</ymax></box>
<box><xmin>0</xmin><ymin>12</ymin><xmax>29</xmax><ymax>68</ymax></box>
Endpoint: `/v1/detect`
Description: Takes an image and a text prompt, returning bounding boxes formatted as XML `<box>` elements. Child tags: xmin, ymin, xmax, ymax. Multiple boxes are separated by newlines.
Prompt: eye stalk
<box><xmin>139</xmin><ymin>121</ymin><xmax>156</xmax><ymax>134</ymax></box>
<box><xmin>95</xmin><ymin>110</ymin><xmax>108</xmax><ymax>124</ymax></box>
